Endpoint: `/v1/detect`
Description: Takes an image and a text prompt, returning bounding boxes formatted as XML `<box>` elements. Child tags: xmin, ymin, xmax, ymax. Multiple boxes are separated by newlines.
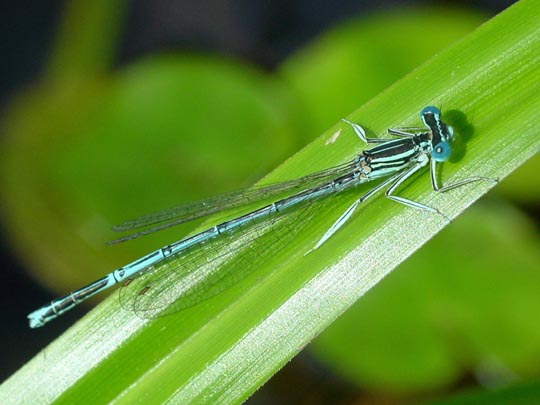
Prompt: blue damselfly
<box><xmin>28</xmin><ymin>106</ymin><xmax>495</xmax><ymax>328</ymax></box>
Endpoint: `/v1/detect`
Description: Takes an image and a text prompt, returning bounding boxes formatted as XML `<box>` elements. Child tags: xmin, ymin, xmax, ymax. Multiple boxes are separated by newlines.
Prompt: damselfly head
<box><xmin>420</xmin><ymin>106</ymin><xmax>442</xmax><ymax>134</ymax></box>
<box><xmin>421</xmin><ymin>106</ymin><xmax>454</xmax><ymax>161</ymax></box>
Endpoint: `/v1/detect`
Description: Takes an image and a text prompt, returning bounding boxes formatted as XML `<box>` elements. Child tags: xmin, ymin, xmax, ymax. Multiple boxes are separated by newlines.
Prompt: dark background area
<box><xmin>0</xmin><ymin>0</ymin><xmax>518</xmax><ymax>398</ymax></box>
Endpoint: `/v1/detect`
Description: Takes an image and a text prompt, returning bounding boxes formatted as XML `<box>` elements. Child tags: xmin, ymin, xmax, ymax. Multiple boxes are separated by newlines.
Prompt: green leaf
<box><xmin>312</xmin><ymin>202</ymin><xmax>540</xmax><ymax>392</ymax></box>
<box><xmin>1</xmin><ymin>1</ymin><xmax>540</xmax><ymax>404</ymax></box>
<box><xmin>280</xmin><ymin>6</ymin><xmax>487</xmax><ymax>137</ymax></box>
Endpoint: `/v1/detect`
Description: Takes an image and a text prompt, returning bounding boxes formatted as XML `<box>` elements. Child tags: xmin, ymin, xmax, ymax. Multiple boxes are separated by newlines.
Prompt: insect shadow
<box><xmin>444</xmin><ymin>109</ymin><xmax>475</xmax><ymax>163</ymax></box>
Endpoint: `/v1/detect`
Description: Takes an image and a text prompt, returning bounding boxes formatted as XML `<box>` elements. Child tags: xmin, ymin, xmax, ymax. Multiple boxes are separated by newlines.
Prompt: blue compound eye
<box><xmin>421</xmin><ymin>106</ymin><xmax>441</xmax><ymax>118</ymax></box>
<box><xmin>432</xmin><ymin>141</ymin><xmax>451</xmax><ymax>162</ymax></box>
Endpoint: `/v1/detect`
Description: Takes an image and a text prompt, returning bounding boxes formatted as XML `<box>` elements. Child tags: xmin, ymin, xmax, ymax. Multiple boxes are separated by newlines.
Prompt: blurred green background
<box><xmin>0</xmin><ymin>0</ymin><xmax>538</xmax><ymax>403</ymax></box>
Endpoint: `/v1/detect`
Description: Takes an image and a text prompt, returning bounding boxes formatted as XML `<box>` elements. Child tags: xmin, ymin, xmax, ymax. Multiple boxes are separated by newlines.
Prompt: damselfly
<box><xmin>28</xmin><ymin>106</ymin><xmax>495</xmax><ymax>328</ymax></box>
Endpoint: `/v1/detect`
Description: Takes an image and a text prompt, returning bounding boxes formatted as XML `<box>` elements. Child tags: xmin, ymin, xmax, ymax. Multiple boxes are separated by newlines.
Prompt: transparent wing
<box><xmin>118</xmin><ymin>188</ymin><xmax>340</xmax><ymax>319</ymax></box>
<box><xmin>109</xmin><ymin>158</ymin><xmax>358</xmax><ymax>244</ymax></box>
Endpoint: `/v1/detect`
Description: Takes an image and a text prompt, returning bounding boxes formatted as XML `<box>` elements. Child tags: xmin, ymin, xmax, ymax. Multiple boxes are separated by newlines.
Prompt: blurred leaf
<box><xmin>495</xmin><ymin>153</ymin><xmax>540</xmax><ymax>203</ymax></box>
<box><xmin>426</xmin><ymin>379</ymin><xmax>540</xmax><ymax>405</ymax></box>
<box><xmin>0</xmin><ymin>55</ymin><xmax>300</xmax><ymax>298</ymax></box>
<box><xmin>47</xmin><ymin>0</ymin><xmax>127</xmax><ymax>78</ymax></box>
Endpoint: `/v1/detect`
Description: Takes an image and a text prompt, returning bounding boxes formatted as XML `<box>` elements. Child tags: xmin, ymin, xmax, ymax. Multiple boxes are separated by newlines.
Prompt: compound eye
<box><xmin>432</xmin><ymin>141</ymin><xmax>451</xmax><ymax>162</ymax></box>
<box><xmin>421</xmin><ymin>106</ymin><xmax>441</xmax><ymax>118</ymax></box>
